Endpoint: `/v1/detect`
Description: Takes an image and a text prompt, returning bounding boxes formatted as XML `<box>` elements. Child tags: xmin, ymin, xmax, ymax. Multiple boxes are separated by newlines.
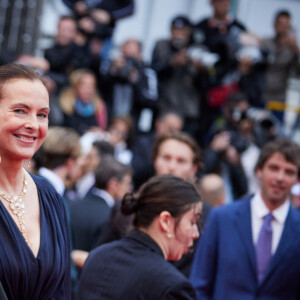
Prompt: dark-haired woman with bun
<box><xmin>76</xmin><ymin>174</ymin><xmax>202</xmax><ymax>300</ymax></box>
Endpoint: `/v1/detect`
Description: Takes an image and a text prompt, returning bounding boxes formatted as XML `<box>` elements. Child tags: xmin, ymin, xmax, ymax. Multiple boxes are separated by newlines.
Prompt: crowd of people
<box><xmin>0</xmin><ymin>0</ymin><xmax>300</xmax><ymax>299</ymax></box>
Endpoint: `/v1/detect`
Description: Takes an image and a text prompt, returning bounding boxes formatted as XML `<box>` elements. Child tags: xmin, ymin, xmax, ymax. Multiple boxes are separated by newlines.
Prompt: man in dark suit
<box><xmin>36</xmin><ymin>126</ymin><xmax>81</xmax><ymax>298</ymax></box>
<box><xmin>69</xmin><ymin>155</ymin><xmax>132</xmax><ymax>256</ymax></box>
<box><xmin>190</xmin><ymin>138</ymin><xmax>300</xmax><ymax>299</ymax></box>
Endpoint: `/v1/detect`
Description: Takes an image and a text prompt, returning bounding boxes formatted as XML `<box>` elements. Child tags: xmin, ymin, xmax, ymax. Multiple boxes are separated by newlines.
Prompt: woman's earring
<box><xmin>167</xmin><ymin>232</ymin><xmax>173</xmax><ymax>239</ymax></box>
<box><xmin>27</xmin><ymin>160</ymin><xmax>31</xmax><ymax>169</ymax></box>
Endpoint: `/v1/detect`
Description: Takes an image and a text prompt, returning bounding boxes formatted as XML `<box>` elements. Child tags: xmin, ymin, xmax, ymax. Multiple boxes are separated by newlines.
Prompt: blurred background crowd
<box><xmin>1</xmin><ymin>0</ymin><xmax>300</xmax><ymax>298</ymax></box>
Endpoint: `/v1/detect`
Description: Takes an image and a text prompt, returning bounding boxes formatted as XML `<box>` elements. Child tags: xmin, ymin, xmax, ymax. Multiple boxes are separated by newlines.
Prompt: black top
<box><xmin>76</xmin><ymin>229</ymin><xmax>196</xmax><ymax>299</ymax></box>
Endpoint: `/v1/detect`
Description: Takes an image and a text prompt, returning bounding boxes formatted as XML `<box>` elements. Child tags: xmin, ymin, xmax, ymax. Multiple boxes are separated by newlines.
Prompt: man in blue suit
<box><xmin>190</xmin><ymin>138</ymin><xmax>300</xmax><ymax>299</ymax></box>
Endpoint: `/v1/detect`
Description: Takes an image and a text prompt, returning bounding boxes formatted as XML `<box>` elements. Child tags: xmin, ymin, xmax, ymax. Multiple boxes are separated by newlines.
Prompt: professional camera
<box><xmin>231</xmin><ymin>107</ymin><xmax>281</xmax><ymax>147</ymax></box>
<box><xmin>116</xmin><ymin>57</ymin><xmax>141</xmax><ymax>81</ymax></box>
<box><xmin>108</xmin><ymin>47</ymin><xmax>141</xmax><ymax>82</ymax></box>
<box><xmin>214</xmin><ymin>126</ymin><xmax>249</xmax><ymax>154</ymax></box>
<box><xmin>228</xmin><ymin>130</ymin><xmax>249</xmax><ymax>153</ymax></box>
<box><xmin>187</xmin><ymin>46</ymin><xmax>219</xmax><ymax>68</ymax></box>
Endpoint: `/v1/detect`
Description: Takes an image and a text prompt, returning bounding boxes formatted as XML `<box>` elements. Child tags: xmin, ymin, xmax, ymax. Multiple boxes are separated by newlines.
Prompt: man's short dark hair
<box><xmin>275</xmin><ymin>10</ymin><xmax>291</xmax><ymax>22</ymax></box>
<box><xmin>95</xmin><ymin>155</ymin><xmax>132</xmax><ymax>190</ymax></box>
<box><xmin>92</xmin><ymin>140</ymin><xmax>114</xmax><ymax>157</ymax></box>
<box><xmin>171</xmin><ymin>15</ymin><xmax>191</xmax><ymax>29</ymax></box>
<box><xmin>255</xmin><ymin>138</ymin><xmax>300</xmax><ymax>178</ymax></box>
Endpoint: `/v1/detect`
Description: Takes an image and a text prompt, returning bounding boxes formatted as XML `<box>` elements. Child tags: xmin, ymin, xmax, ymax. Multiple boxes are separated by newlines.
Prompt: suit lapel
<box><xmin>261</xmin><ymin>207</ymin><xmax>300</xmax><ymax>285</ymax></box>
<box><xmin>234</xmin><ymin>198</ymin><xmax>257</xmax><ymax>274</ymax></box>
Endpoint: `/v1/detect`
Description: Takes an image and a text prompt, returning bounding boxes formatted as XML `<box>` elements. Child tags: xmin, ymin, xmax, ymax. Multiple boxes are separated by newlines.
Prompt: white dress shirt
<box><xmin>39</xmin><ymin>167</ymin><xmax>65</xmax><ymax>196</ymax></box>
<box><xmin>251</xmin><ymin>192</ymin><xmax>290</xmax><ymax>254</ymax></box>
<box><xmin>91</xmin><ymin>188</ymin><xmax>115</xmax><ymax>208</ymax></box>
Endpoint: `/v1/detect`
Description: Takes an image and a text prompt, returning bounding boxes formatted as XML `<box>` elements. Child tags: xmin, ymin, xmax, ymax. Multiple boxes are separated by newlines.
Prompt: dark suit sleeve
<box><xmin>163</xmin><ymin>282</ymin><xmax>196</xmax><ymax>300</ymax></box>
<box><xmin>190</xmin><ymin>209</ymin><xmax>219</xmax><ymax>300</ymax></box>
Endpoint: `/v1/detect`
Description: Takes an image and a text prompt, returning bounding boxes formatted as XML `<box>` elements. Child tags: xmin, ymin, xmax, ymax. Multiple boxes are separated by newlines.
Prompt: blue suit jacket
<box><xmin>190</xmin><ymin>196</ymin><xmax>300</xmax><ymax>300</ymax></box>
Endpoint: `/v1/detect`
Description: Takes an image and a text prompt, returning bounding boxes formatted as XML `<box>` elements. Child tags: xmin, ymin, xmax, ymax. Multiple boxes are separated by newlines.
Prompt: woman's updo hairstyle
<box><xmin>121</xmin><ymin>174</ymin><xmax>201</xmax><ymax>228</ymax></box>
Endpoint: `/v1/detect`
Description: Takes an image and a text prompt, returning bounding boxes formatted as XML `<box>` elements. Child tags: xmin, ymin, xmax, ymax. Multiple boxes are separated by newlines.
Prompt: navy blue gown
<box><xmin>0</xmin><ymin>174</ymin><xmax>71</xmax><ymax>300</ymax></box>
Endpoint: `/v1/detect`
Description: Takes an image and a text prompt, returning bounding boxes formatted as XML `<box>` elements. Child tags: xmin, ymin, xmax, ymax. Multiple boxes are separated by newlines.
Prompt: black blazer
<box><xmin>76</xmin><ymin>230</ymin><xmax>196</xmax><ymax>300</ymax></box>
<box><xmin>69</xmin><ymin>189</ymin><xmax>112</xmax><ymax>251</ymax></box>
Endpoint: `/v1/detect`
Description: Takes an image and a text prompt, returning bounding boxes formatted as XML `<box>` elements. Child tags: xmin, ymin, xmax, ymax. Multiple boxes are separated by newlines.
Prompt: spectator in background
<box><xmin>59</xmin><ymin>68</ymin><xmax>107</xmax><ymax>135</ymax></box>
<box><xmin>44</xmin><ymin>16</ymin><xmax>89</xmax><ymax>90</ymax></box>
<box><xmin>70</xmin><ymin>156</ymin><xmax>132</xmax><ymax>268</ymax></box>
<box><xmin>75</xmin><ymin>139</ymin><xmax>114</xmax><ymax>200</ymax></box>
<box><xmin>203</xmin><ymin>92</ymin><xmax>250</xmax><ymax>202</ymax></box>
<box><xmin>100</xmin><ymin>38</ymin><xmax>158</xmax><ymax>132</ymax></box>
<box><xmin>36</xmin><ymin>126</ymin><xmax>81</xmax><ymax>298</ymax></box>
<box><xmin>107</xmin><ymin>114</ymin><xmax>135</xmax><ymax>165</ymax></box>
<box><xmin>235</xmin><ymin>32</ymin><xmax>265</xmax><ymax>108</ymax></box>
<box><xmin>260</xmin><ymin>10</ymin><xmax>299</xmax><ymax>122</ymax></box>
<box><xmin>153</xmin><ymin>131</ymin><xmax>201</xmax><ymax>185</ymax></box>
<box><xmin>190</xmin><ymin>138</ymin><xmax>300</xmax><ymax>299</ymax></box>
<box><xmin>151</xmin><ymin>15</ymin><xmax>209</xmax><ymax>139</ymax></box>
<box><xmin>131</xmin><ymin>110</ymin><xmax>184</xmax><ymax>189</ymax></box>
<box><xmin>199</xmin><ymin>173</ymin><xmax>226</xmax><ymax>207</ymax></box>
<box><xmin>192</xmin><ymin>0</ymin><xmax>250</xmax><ymax>127</ymax></box>
<box><xmin>78</xmin><ymin>114</ymin><xmax>134</xmax><ymax>166</ymax></box>
<box><xmin>193</xmin><ymin>0</ymin><xmax>247</xmax><ymax>87</ymax></box>
<box><xmin>62</xmin><ymin>0</ymin><xmax>134</xmax><ymax>60</ymax></box>
<box><xmin>37</xmin><ymin>126</ymin><xmax>81</xmax><ymax>200</ymax></box>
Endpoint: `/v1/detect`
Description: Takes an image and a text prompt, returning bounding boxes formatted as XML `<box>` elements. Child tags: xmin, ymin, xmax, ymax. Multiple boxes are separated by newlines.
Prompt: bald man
<box><xmin>199</xmin><ymin>174</ymin><xmax>226</xmax><ymax>207</ymax></box>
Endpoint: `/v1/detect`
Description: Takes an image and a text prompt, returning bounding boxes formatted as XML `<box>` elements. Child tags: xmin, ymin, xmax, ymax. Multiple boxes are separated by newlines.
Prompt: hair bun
<box><xmin>121</xmin><ymin>192</ymin><xmax>139</xmax><ymax>215</ymax></box>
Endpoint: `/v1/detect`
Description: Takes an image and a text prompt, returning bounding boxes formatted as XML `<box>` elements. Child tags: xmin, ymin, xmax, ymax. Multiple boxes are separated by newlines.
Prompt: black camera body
<box><xmin>116</xmin><ymin>57</ymin><xmax>140</xmax><ymax>82</ymax></box>
<box><xmin>231</xmin><ymin>107</ymin><xmax>280</xmax><ymax>148</ymax></box>
<box><xmin>228</xmin><ymin>130</ymin><xmax>249</xmax><ymax>153</ymax></box>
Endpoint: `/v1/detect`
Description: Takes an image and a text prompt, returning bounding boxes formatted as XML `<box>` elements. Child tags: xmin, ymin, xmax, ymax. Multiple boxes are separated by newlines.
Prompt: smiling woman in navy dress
<box><xmin>77</xmin><ymin>174</ymin><xmax>202</xmax><ymax>300</ymax></box>
<box><xmin>0</xmin><ymin>63</ymin><xmax>71</xmax><ymax>300</ymax></box>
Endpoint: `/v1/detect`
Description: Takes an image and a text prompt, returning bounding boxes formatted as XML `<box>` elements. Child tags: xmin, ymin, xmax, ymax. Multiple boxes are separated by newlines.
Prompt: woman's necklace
<box><xmin>0</xmin><ymin>170</ymin><xmax>28</xmax><ymax>243</ymax></box>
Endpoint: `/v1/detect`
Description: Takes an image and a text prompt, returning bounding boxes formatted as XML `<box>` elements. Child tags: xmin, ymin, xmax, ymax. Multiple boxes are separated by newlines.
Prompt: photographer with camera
<box><xmin>260</xmin><ymin>10</ymin><xmax>299</xmax><ymax>123</ymax></box>
<box><xmin>151</xmin><ymin>15</ymin><xmax>210</xmax><ymax>142</ymax></box>
<box><xmin>204</xmin><ymin>91</ymin><xmax>283</xmax><ymax>199</ymax></box>
<box><xmin>62</xmin><ymin>0</ymin><xmax>134</xmax><ymax>60</ymax></box>
<box><xmin>193</xmin><ymin>0</ymin><xmax>247</xmax><ymax>87</ymax></box>
<box><xmin>99</xmin><ymin>38</ymin><xmax>158</xmax><ymax>133</ymax></box>
<box><xmin>203</xmin><ymin>92</ymin><xmax>255</xmax><ymax>202</ymax></box>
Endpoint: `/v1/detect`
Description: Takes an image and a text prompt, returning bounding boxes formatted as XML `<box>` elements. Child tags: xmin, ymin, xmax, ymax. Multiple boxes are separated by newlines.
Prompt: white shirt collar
<box><xmin>38</xmin><ymin>167</ymin><xmax>65</xmax><ymax>196</ymax></box>
<box><xmin>91</xmin><ymin>188</ymin><xmax>115</xmax><ymax>208</ymax></box>
<box><xmin>252</xmin><ymin>192</ymin><xmax>290</xmax><ymax>224</ymax></box>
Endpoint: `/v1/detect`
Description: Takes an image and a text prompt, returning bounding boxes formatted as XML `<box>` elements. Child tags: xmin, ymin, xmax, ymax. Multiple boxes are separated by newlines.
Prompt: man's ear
<box><xmin>192</xmin><ymin>164</ymin><xmax>198</xmax><ymax>177</ymax></box>
<box><xmin>106</xmin><ymin>177</ymin><xmax>118</xmax><ymax>194</ymax></box>
<box><xmin>158</xmin><ymin>211</ymin><xmax>174</xmax><ymax>234</ymax></box>
<box><xmin>256</xmin><ymin>168</ymin><xmax>262</xmax><ymax>180</ymax></box>
<box><xmin>66</xmin><ymin>157</ymin><xmax>76</xmax><ymax>168</ymax></box>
